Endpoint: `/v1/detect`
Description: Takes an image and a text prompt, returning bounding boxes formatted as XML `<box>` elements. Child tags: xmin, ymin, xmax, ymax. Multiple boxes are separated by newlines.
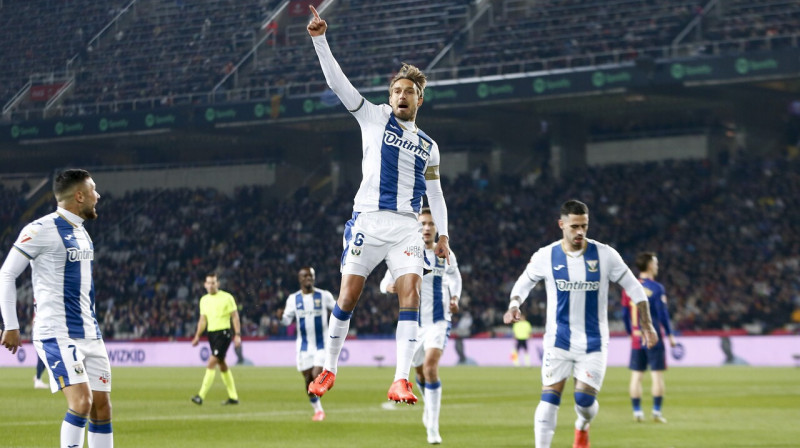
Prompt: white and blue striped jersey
<box><xmin>510</xmin><ymin>239</ymin><xmax>646</xmax><ymax>354</ymax></box>
<box><xmin>381</xmin><ymin>249</ymin><xmax>462</xmax><ymax>326</ymax></box>
<box><xmin>11</xmin><ymin>208</ymin><xmax>101</xmax><ymax>340</ymax></box>
<box><xmin>281</xmin><ymin>288</ymin><xmax>336</xmax><ymax>353</ymax></box>
<box><xmin>313</xmin><ymin>35</ymin><xmax>441</xmax><ymax>214</ymax></box>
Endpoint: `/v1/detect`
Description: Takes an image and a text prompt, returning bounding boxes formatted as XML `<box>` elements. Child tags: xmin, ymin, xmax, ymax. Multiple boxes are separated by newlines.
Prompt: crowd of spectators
<box><xmin>246</xmin><ymin>0</ymin><xmax>469</xmax><ymax>97</ymax></box>
<box><xmin>1</xmin><ymin>153</ymin><xmax>798</xmax><ymax>341</ymax></box>
<box><xmin>3</xmin><ymin>0</ymin><xmax>799</xmax><ymax>117</ymax></box>
<box><xmin>701</xmin><ymin>0</ymin><xmax>800</xmax><ymax>54</ymax></box>
<box><xmin>0</xmin><ymin>0</ymin><xmax>129</xmax><ymax>111</ymax></box>
<box><xmin>457</xmin><ymin>0</ymin><xmax>704</xmax><ymax>76</ymax></box>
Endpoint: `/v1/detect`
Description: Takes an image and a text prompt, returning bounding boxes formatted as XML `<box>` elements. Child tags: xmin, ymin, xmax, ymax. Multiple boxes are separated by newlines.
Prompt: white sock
<box><xmin>61</xmin><ymin>411</ymin><xmax>87</xmax><ymax>448</ymax></box>
<box><xmin>324</xmin><ymin>311</ymin><xmax>351</xmax><ymax>374</ymax></box>
<box><xmin>394</xmin><ymin>320</ymin><xmax>419</xmax><ymax>381</ymax></box>
<box><xmin>310</xmin><ymin>396</ymin><xmax>323</xmax><ymax>412</ymax></box>
<box><xmin>88</xmin><ymin>419</ymin><xmax>113</xmax><ymax>448</ymax></box>
<box><xmin>87</xmin><ymin>431</ymin><xmax>113</xmax><ymax>448</ymax></box>
<box><xmin>534</xmin><ymin>401</ymin><xmax>559</xmax><ymax>448</ymax></box>
<box><xmin>575</xmin><ymin>401</ymin><xmax>599</xmax><ymax>431</ymax></box>
<box><xmin>425</xmin><ymin>381</ymin><xmax>442</xmax><ymax>431</ymax></box>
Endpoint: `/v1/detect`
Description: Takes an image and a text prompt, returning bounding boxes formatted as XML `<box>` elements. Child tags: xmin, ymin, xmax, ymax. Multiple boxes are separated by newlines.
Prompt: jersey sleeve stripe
<box><xmin>348</xmin><ymin>97</ymin><xmax>365</xmax><ymax>113</ymax></box>
<box><xmin>12</xmin><ymin>245</ymin><xmax>33</xmax><ymax>259</ymax></box>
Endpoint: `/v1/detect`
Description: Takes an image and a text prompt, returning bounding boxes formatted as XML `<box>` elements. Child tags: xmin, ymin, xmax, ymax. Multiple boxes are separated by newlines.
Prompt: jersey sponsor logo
<box><xmin>644</xmin><ymin>286</ymin><xmax>653</xmax><ymax>297</ymax></box>
<box><xmin>555</xmin><ymin>280</ymin><xmax>600</xmax><ymax>291</ymax></box>
<box><xmin>20</xmin><ymin>234</ymin><xmax>32</xmax><ymax>243</ymax></box>
<box><xmin>64</xmin><ymin>234</ymin><xmax>74</xmax><ymax>241</ymax></box>
<box><xmin>350</xmin><ymin>247</ymin><xmax>362</xmax><ymax>256</ymax></box>
<box><xmin>50</xmin><ymin>360</ymin><xmax>62</xmax><ymax>369</ymax></box>
<box><xmin>99</xmin><ymin>371</ymin><xmax>111</xmax><ymax>384</ymax></box>
<box><xmin>553</xmin><ymin>264</ymin><xmax>566</xmax><ymax>271</ymax></box>
<box><xmin>586</xmin><ymin>259</ymin><xmax>599</xmax><ymax>272</ymax></box>
<box><xmin>383</xmin><ymin>130</ymin><xmax>430</xmax><ymax>160</ymax></box>
<box><xmin>66</xmin><ymin>247</ymin><xmax>94</xmax><ymax>262</ymax></box>
<box><xmin>73</xmin><ymin>363</ymin><xmax>85</xmax><ymax>375</ymax></box>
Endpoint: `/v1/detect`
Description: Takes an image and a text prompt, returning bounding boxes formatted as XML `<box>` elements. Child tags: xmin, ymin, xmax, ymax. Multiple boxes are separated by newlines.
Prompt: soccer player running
<box><xmin>504</xmin><ymin>200</ymin><xmax>658</xmax><ymax>448</ymax></box>
<box><xmin>0</xmin><ymin>169</ymin><xmax>114</xmax><ymax>448</ymax></box>
<box><xmin>621</xmin><ymin>252</ymin><xmax>677</xmax><ymax>423</ymax></box>
<box><xmin>306</xmin><ymin>5</ymin><xmax>451</xmax><ymax>405</ymax></box>
<box><xmin>380</xmin><ymin>208</ymin><xmax>462</xmax><ymax>444</ymax></box>
<box><xmin>279</xmin><ymin>266</ymin><xmax>336</xmax><ymax>421</ymax></box>
<box><xmin>191</xmin><ymin>273</ymin><xmax>241</xmax><ymax>405</ymax></box>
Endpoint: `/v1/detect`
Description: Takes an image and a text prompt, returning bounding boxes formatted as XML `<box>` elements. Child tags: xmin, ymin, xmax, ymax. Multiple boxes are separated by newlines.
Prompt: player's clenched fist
<box><xmin>307</xmin><ymin>5</ymin><xmax>327</xmax><ymax>36</ymax></box>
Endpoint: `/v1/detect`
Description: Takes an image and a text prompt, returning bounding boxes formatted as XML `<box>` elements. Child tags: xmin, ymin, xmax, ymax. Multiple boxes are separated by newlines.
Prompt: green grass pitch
<box><xmin>2</xmin><ymin>366</ymin><xmax>798</xmax><ymax>447</ymax></box>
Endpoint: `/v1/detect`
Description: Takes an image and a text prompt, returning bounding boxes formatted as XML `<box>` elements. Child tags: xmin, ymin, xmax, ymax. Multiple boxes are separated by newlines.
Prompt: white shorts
<box><xmin>297</xmin><ymin>349</ymin><xmax>325</xmax><ymax>372</ymax></box>
<box><xmin>412</xmin><ymin>320</ymin><xmax>451</xmax><ymax>368</ymax></box>
<box><xmin>33</xmin><ymin>338</ymin><xmax>112</xmax><ymax>393</ymax></box>
<box><xmin>541</xmin><ymin>347</ymin><xmax>607</xmax><ymax>391</ymax></box>
<box><xmin>340</xmin><ymin>211</ymin><xmax>424</xmax><ymax>278</ymax></box>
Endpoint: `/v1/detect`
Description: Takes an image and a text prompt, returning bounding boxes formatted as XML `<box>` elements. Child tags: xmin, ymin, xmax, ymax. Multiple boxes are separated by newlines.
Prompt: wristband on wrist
<box><xmin>508</xmin><ymin>299</ymin><xmax>520</xmax><ymax>310</ymax></box>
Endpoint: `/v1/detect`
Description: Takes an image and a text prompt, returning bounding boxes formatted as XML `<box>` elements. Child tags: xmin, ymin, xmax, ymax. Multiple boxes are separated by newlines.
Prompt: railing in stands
<box><xmin>211</xmin><ymin>0</ymin><xmax>293</xmax><ymax>96</ymax></box>
<box><xmin>8</xmin><ymin>32</ymin><xmax>797</xmax><ymax>121</ymax></box>
<box><xmin>673</xmin><ymin>0</ymin><xmax>720</xmax><ymax>48</ymax></box>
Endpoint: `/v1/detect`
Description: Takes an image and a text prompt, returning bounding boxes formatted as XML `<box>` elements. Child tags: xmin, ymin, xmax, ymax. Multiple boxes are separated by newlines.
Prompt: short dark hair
<box><xmin>206</xmin><ymin>272</ymin><xmax>218</xmax><ymax>279</ymax></box>
<box><xmin>560</xmin><ymin>199</ymin><xmax>589</xmax><ymax>217</ymax></box>
<box><xmin>53</xmin><ymin>169</ymin><xmax>91</xmax><ymax>200</ymax></box>
<box><xmin>419</xmin><ymin>207</ymin><xmax>432</xmax><ymax>217</ymax></box>
<box><xmin>635</xmin><ymin>252</ymin><xmax>656</xmax><ymax>272</ymax></box>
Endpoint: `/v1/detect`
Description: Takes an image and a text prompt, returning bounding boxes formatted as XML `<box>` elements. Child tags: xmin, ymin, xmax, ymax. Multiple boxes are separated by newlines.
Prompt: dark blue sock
<box><xmin>653</xmin><ymin>396</ymin><xmax>663</xmax><ymax>412</ymax></box>
<box><xmin>632</xmin><ymin>398</ymin><xmax>642</xmax><ymax>412</ymax></box>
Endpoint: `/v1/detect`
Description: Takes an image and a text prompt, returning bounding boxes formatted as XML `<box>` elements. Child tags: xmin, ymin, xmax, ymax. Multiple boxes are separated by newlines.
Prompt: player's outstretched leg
<box><xmin>535</xmin><ymin>390</ymin><xmax>560</xmax><ymax>448</ymax></box>
<box><xmin>308</xmin><ymin>369</ymin><xmax>336</xmax><ymax>397</ymax></box>
<box><xmin>425</xmin><ymin>381</ymin><xmax>442</xmax><ymax>444</ymax></box>
<box><xmin>387</xmin><ymin>379</ymin><xmax>417</xmax><ymax>404</ymax></box>
<box><xmin>310</xmin><ymin>396</ymin><xmax>325</xmax><ymax>421</ymax></box>
<box><xmin>573</xmin><ymin>390</ymin><xmax>598</xmax><ymax>448</ymax></box>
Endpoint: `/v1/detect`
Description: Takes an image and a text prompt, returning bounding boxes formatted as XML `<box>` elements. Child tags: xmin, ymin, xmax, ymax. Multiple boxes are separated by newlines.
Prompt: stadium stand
<box><xmin>3</xmin><ymin>0</ymin><xmax>799</xmax><ymax>117</ymax></box>
<box><xmin>2</xmin><ymin>154</ymin><xmax>798</xmax><ymax>339</ymax></box>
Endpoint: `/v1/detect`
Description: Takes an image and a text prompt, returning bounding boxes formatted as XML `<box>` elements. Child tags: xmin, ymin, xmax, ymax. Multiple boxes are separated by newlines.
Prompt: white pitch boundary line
<box><xmin>1</xmin><ymin>402</ymin><xmax>487</xmax><ymax>428</ymax></box>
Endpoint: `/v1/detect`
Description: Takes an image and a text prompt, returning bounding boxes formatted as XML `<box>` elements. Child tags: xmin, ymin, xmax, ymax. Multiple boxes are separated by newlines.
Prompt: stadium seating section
<box><xmin>2</xmin><ymin>0</ymin><xmax>798</xmax><ymax>116</ymax></box>
<box><xmin>2</xmin><ymin>154</ymin><xmax>797</xmax><ymax>339</ymax></box>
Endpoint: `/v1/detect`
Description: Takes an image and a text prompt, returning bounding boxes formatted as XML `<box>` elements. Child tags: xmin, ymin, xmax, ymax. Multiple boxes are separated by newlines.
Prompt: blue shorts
<box><xmin>629</xmin><ymin>345</ymin><xmax>667</xmax><ymax>372</ymax></box>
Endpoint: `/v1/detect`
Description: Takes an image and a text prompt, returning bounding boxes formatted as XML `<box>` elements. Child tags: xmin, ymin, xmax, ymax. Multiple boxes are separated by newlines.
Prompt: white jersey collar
<box><xmin>56</xmin><ymin>207</ymin><xmax>85</xmax><ymax>227</ymax></box>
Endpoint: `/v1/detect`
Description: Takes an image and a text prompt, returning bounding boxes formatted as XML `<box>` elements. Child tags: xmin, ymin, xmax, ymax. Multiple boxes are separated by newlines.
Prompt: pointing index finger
<box><xmin>309</xmin><ymin>5</ymin><xmax>321</xmax><ymax>20</ymax></box>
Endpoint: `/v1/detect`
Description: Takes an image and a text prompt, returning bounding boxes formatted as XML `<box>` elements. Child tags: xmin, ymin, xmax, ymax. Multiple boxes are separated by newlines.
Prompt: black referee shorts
<box><xmin>207</xmin><ymin>329</ymin><xmax>233</xmax><ymax>361</ymax></box>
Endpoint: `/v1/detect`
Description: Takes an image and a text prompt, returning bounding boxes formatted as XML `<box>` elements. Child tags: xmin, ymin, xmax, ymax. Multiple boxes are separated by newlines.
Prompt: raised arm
<box><xmin>308</xmin><ymin>5</ymin><xmax>363</xmax><ymax>111</ymax></box>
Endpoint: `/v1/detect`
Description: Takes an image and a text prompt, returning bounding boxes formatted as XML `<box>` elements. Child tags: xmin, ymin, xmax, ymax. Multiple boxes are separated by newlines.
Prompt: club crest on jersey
<box><xmin>586</xmin><ymin>259</ymin><xmax>599</xmax><ymax>272</ymax></box>
<box><xmin>383</xmin><ymin>130</ymin><xmax>430</xmax><ymax>160</ymax></box>
<box><xmin>314</xmin><ymin>298</ymin><xmax>322</xmax><ymax>308</ymax></box>
<box><xmin>67</xmin><ymin>247</ymin><xmax>94</xmax><ymax>262</ymax></box>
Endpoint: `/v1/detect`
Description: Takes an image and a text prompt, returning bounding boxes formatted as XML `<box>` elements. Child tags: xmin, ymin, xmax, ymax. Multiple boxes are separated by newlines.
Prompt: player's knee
<box><xmin>68</xmin><ymin>392</ymin><xmax>93</xmax><ymax>415</ymax></box>
<box><xmin>574</xmin><ymin>391</ymin><xmax>596</xmax><ymax>408</ymax></box>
